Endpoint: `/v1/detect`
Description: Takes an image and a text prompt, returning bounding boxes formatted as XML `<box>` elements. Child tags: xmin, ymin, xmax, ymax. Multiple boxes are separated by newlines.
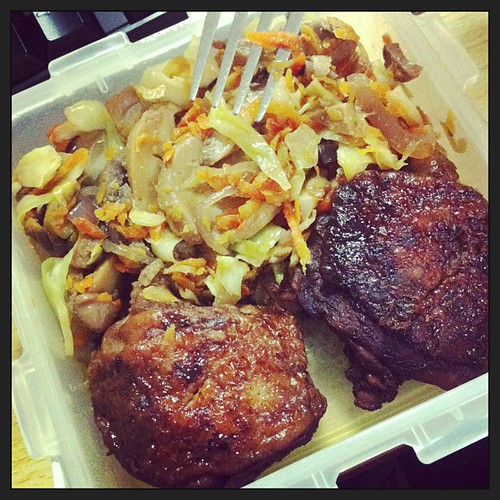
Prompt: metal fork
<box><xmin>189</xmin><ymin>12</ymin><xmax>304</xmax><ymax>122</ymax></box>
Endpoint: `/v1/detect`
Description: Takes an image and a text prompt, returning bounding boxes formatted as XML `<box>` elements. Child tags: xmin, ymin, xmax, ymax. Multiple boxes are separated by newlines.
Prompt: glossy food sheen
<box><xmin>87</xmin><ymin>301</ymin><xmax>327</xmax><ymax>488</ymax></box>
<box><xmin>294</xmin><ymin>168</ymin><xmax>488</xmax><ymax>411</ymax></box>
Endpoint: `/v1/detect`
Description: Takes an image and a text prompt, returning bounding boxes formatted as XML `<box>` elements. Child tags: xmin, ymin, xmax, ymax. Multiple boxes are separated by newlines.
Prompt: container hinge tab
<box><xmin>48</xmin><ymin>31</ymin><xmax>130</xmax><ymax>77</ymax></box>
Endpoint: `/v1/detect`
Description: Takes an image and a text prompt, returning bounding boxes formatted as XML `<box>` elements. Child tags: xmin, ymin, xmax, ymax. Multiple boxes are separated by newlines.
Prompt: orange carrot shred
<box><xmin>245</xmin><ymin>31</ymin><xmax>301</xmax><ymax>55</ymax></box>
<box><xmin>72</xmin><ymin>217</ymin><xmax>106</xmax><ymax>239</ymax></box>
<box><xmin>283</xmin><ymin>201</ymin><xmax>311</xmax><ymax>271</ymax></box>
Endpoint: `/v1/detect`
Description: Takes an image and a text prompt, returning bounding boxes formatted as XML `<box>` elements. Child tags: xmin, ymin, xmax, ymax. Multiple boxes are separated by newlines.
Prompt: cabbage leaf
<box><xmin>146</xmin><ymin>228</ymin><xmax>182</xmax><ymax>263</ymax></box>
<box><xmin>41</xmin><ymin>247</ymin><xmax>75</xmax><ymax>356</ymax></box>
<box><xmin>284</xmin><ymin>123</ymin><xmax>320</xmax><ymax>171</ymax></box>
<box><xmin>232</xmin><ymin>223</ymin><xmax>286</xmax><ymax>267</ymax></box>
<box><xmin>205</xmin><ymin>255</ymin><xmax>249</xmax><ymax>305</ymax></box>
<box><xmin>16</xmin><ymin>179</ymin><xmax>80</xmax><ymax>224</ymax></box>
<box><xmin>13</xmin><ymin>145</ymin><xmax>62</xmax><ymax>188</ymax></box>
<box><xmin>207</xmin><ymin>106</ymin><xmax>291</xmax><ymax>191</ymax></box>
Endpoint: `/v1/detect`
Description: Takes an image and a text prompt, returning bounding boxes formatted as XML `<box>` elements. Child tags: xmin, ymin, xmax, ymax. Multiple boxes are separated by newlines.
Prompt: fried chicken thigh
<box><xmin>87</xmin><ymin>300</ymin><xmax>326</xmax><ymax>488</ymax></box>
<box><xmin>293</xmin><ymin>168</ymin><xmax>488</xmax><ymax>411</ymax></box>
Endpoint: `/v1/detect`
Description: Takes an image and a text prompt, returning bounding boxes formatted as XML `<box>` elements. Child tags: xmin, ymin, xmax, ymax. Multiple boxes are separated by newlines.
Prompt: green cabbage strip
<box><xmin>232</xmin><ymin>223</ymin><xmax>286</xmax><ymax>267</ymax></box>
<box><xmin>41</xmin><ymin>247</ymin><xmax>75</xmax><ymax>356</ymax></box>
<box><xmin>284</xmin><ymin>123</ymin><xmax>320</xmax><ymax>170</ymax></box>
<box><xmin>64</xmin><ymin>100</ymin><xmax>124</xmax><ymax>158</ymax></box>
<box><xmin>205</xmin><ymin>255</ymin><xmax>249</xmax><ymax>306</ymax></box>
<box><xmin>207</xmin><ymin>106</ymin><xmax>291</xmax><ymax>191</ymax></box>
<box><xmin>146</xmin><ymin>228</ymin><xmax>182</xmax><ymax>263</ymax></box>
<box><xmin>16</xmin><ymin>179</ymin><xmax>80</xmax><ymax>224</ymax></box>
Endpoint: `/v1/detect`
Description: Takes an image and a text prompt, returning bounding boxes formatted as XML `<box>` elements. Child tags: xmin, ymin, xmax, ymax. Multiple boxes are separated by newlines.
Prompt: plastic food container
<box><xmin>12</xmin><ymin>11</ymin><xmax>488</xmax><ymax>488</ymax></box>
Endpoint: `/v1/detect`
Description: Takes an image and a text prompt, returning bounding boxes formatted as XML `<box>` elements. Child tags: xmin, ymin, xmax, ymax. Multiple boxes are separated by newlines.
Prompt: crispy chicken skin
<box><xmin>86</xmin><ymin>301</ymin><xmax>326</xmax><ymax>488</ymax></box>
<box><xmin>293</xmin><ymin>169</ymin><xmax>488</xmax><ymax>411</ymax></box>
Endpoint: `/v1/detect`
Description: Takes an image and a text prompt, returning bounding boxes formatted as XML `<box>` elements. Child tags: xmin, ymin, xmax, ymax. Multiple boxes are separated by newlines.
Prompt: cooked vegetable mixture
<box><xmin>12</xmin><ymin>14</ymin><xmax>438</xmax><ymax>357</ymax></box>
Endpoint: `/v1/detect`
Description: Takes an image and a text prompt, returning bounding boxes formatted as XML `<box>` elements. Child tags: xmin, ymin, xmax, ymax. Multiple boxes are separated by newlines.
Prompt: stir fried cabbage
<box><xmin>12</xmin><ymin>145</ymin><xmax>62</xmax><ymax>190</ymax></box>
<box><xmin>12</xmin><ymin>13</ymin><xmax>439</xmax><ymax>355</ymax></box>
<box><xmin>207</xmin><ymin>106</ymin><xmax>292</xmax><ymax>190</ymax></box>
<box><xmin>205</xmin><ymin>256</ymin><xmax>250</xmax><ymax>306</ymax></box>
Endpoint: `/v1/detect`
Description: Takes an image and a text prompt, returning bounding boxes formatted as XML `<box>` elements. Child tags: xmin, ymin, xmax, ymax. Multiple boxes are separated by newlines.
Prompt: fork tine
<box><xmin>189</xmin><ymin>12</ymin><xmax>221</xmax><ymax>101</ymax></box>
<box><xmin>232</xmin><ymin>12</ymin><xmax>276</xmax><ymax>116</ymax></box>
<box><xmin>255</xmin><ymin>11</ymin><xmax>304</xmax><ymax>122</ymax></box>
<box><xmin>211</xmin><ymin>12</ymin><xmax>249</xmax><ymax>108</ymax></box>
<box><xmin>191</xmin><ymin>11</ymin><xmax>305</xmax><ymax>121</ymax></box>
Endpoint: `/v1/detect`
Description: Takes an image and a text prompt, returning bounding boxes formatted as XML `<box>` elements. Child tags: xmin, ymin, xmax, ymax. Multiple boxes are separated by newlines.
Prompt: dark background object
<box><xmin>337</xmin><ymin>438</ymin><xmax>489</xmax><ymax>489</ymax></box>
<box><xmin>11</xmin><ymin>11</ymin><xmax>188</xmax><ymax>94</ymax></box>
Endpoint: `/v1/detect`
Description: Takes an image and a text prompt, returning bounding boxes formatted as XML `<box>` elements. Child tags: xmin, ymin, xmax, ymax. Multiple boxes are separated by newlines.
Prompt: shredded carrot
<box><xmin>224</xmin><ymin>65</ymin><xmax>244</xmax><ymax>91</ymax></box>
<box><xmin>178</xmin><ymin>98</ymin><xmax>205</xmax><ymax>128</ymax></box>
<box><xmin>443</xmin><ymin>110</ymin><xmax>457</xmax><ymax>135</ymax></box>
<box><xmin>187</xmin><ymin>120</ymin><xmax>211</xmax><ymax>140</ymax></box>
<box><xmin>198</xmin><ymin>170</ymin><xmax>276</xmax><ymax>204</ymax></box>
<box><xmin>215</xmin><ymin>213</ymin><xmax>242</xmax><ymax>231</ymax></box>
<box><xmin>117</xmin><ymin>211</ymin><xmax>128</xmax><ymax>225</ymax></box>
<box><xmin>440</xmin><ymin>111</ymin><xmax>467</xmax><ymax>153</ymax></box>
<box><xmin>162</xmin><ymin>141</ymin><xmax>175</xmax><ymax>164</ymax></box>
<box><xmin>370</xmin><ymin>81</ymin><xmax>391</xmax><ymax>102</ymax></box>
<box><xmin>198</xmin><ymin>171</ymin><xmax>236</xmax><ymax>191</ymax></box>
<box><xmin>196</xmin><ymin>113</ymin><xmax>211</xmax><ymax>130</ymax></box>
<box><xmin>316</xmin><ymin>187</ymin><xmax>334</xmax><ymax>214</ymax></box>
<box><xmin>135</xmin><ymin>133</ymin><xmax>159</xmax><ymax>149</ymax></box>
<box><xmin>95</xmin><ymin>292</ymin><xmax>113</xmax><ymax>302</ymax></box>
<box><xmin>283</xmin><ymin>201</ymin><xmax>311</xmax><ymax>272</ymax></box>
<box><xmin>237</xmin><ymin>178</ymin><xmax>266</xmax><ymax>202</ymax></box>
<box><xmin>265</xmin><ymin>116</ymin><xmax>296</xmax><ymax>142</ymax></box>
<box><xmin>74</xmin><ymin>274</ymin><xmax>94</xmax><ymax>293</ymax></box>
<box><xmin>94</xmin><ymin>201</ymin><xmax>128</xmax><ymax>222</ymax></box>
<box><xmin>113</xmin><ymin>256</ymin><xmax>143</xmax><ymax>274</ymax></box>
<box><xmin>171</xmin><ymin>272</ymin><xmax>197</xmax><ymax>292</ymax></box>
<box><xmin>148</xmin><ymin>222</ymin><xmax>166</xmax><ymax>241</ymax></box>
<box><xmin>333</xmin><ymin>23</ymin><xmax>360</xmax><ymax>42</ymax></box>
<box><xmin>259</xmin><ymin>178</ymin><xmax>286</xmax><ymax>206</ymax></box>
<box><xmin>300</xmin><ymin>24</ymin><xmax>322</xmax><ymax>54</ymax></box>
<box><xmin>182</xmin><ymin>258</ymin><xmax>207</xmax><ymax>270</ymax></box>
<box><xmin>44</xmin><ymin>197</ymin><xmax>76</xmax><ymax>237</ymax></box>
<box><xmin>290</xmin><ymin>52</ymin><xmax>306</xmax><ymax>76</ymax></box>
<box><xmin>23</xmin><ymin>214</ymin><xmax>43</xmax><ymax>234</ymax></box>
<box><xmin>266</xmin><ymin>101</ymin><xmax>303</xmax><ymax>129</ymax></box>
<box><xmin>110</xmin><ymin>221</ymin><xmax>149</xmax><ymax>240</ymax></box>
<box><xmin>171</xmin><ymin>125</ymin><xmax>190</xmax><ymax>141</ymax></box>
<box><xmin>238</xmin><ymin>199</ymin><xmax>261</xmax><ymax>219</ymax></box>
<box><xmin>245</xmin><ymin>31</ymin><xmax>301</xmax><ymax>55</ymax></box>
<box><xmin>72</xmin><ymin>217</ymin><xmax>106</xmax><ymax>239</ymax></box>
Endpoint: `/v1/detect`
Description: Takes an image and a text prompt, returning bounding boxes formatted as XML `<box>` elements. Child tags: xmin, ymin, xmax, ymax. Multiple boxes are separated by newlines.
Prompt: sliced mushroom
<box><xmin>87</xmin><ymin>255</ymin><xmax>121</xmax><ymax>294</ymax></box>
<box><xmin>71</xmin><ymin>292</ymin><xmax>121</xmax><ymax>333</ymax></box>
<box><xmin>105</xmin><ymin>85</ymin><xmax>151</xmax><ymax>138</ymax></box>
<box><xmin>156</xmin><ymin>133</ymin><xmax>204</xmax><ymax>244</ymax></box>
<box><xmin>70</xmin><ymin>235</ymin><xmax>103</xmax><ymax>269</ymax></box>
<box><xmin>383</xmin><ymin>42</ymin><xmax>423</xmax><ymax>83</ymax></box>
<box><xmin>200</xmin><ymin>130</ymin><xmax>235</xmax><ymax>166</ymax></box>
<box><xmin>125</xmin><ymin>103</ymin><xmax>180</xmax><ymax>212</ymax></box>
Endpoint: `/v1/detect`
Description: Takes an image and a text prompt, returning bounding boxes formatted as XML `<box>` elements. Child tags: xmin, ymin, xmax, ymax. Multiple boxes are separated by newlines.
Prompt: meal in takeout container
<box><xmin>12</xmin><ymin>12</ymin><xmax>488</xmax><ymax>488</ymax></box>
